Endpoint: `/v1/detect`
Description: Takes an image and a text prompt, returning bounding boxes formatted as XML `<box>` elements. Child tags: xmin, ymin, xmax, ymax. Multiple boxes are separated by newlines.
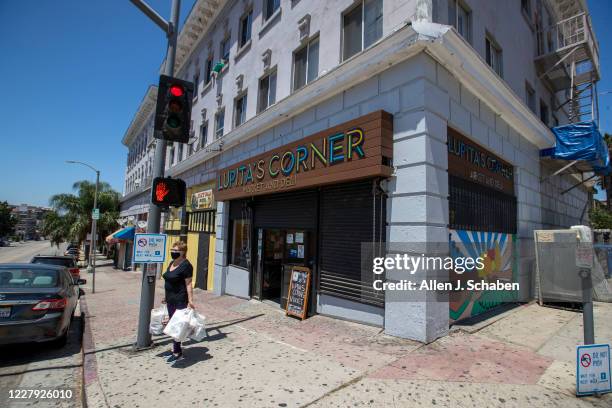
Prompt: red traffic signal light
<box><xmin>169</xmin><ymin>85</ymin><xmax>184</xmax><ymax>97</ymax></box>
<box><xmin>154</xmin><ymin>75</ymin><xmax>194</xmax><ymax>143</ymax></box>
<box><xmin>151</xmin><ymin>177</ymin><xmax>186</xmax><ymax>208</ymax></box>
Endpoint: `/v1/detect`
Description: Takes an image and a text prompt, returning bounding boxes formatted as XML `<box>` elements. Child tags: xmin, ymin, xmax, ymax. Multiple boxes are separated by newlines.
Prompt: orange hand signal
<box><xmin>155</xmin><ymin>182</ymin><xmax>170</xmax><ymax>202</ymax></box>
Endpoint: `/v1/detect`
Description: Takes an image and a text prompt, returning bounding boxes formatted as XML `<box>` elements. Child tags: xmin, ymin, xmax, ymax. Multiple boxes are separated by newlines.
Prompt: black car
<box><xmin>31</xmin><ymin>255</ymin><xmax>81</xmax><ymax>280</ymax></box>
<box><xmin>0</xmin><ymin>263</ymin><xmax>84</xmax><ymax>347</ymax></box>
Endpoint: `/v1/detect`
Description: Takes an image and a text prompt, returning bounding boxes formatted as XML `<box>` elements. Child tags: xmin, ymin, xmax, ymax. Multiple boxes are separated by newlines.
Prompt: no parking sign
<box><xmin>577</xmin><ymin>344</ymin><xmax>612</xmax><ymax>396</ymax></box>
<box><xmin>133</xmin><ymin>233</ymin><xmax>167</xmax><ymax>263</ymax></box>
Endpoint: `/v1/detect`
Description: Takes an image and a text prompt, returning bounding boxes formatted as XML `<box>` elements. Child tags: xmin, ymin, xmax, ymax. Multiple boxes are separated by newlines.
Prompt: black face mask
<box><xmin>170</xmin><ymin>251</ymin><xmax>181</xmax><ymax>260</ymax></box>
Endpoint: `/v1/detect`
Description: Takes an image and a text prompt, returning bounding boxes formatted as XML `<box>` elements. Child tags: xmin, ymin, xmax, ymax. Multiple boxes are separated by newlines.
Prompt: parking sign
<box><xmin>133</xmin><ymin>233</ymin><xmax>167</xmax><ymax>263</ymax></box>
<box><xmin>577</xmin><ymin>344</ymin><xmax>612</xmax><ymax>396</ymax></box>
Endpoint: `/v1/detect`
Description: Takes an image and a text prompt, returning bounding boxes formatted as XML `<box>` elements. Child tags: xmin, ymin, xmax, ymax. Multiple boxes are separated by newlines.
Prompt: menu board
<box><xmin>285</xmin><ymin>266</ymin><xmax>311</xmax><ymax>320</ymax></box>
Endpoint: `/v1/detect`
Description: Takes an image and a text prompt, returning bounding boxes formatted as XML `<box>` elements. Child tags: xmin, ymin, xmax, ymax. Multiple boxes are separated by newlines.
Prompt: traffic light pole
<box><xmin>132</xmin><ymin>0</ymin><xmax>180</xmax><ymax>350</ymax></box>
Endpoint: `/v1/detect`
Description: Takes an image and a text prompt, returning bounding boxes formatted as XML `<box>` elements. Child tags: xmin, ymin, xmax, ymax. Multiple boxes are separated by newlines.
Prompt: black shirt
<box><xmin>163</xmin><ymin>260</ymin><xmax>193</xmax><ymax>305</ymax></box>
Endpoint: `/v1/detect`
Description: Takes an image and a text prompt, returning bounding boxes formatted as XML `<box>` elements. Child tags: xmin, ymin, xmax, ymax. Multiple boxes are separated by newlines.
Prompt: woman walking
<box><xmin>162</xmin><ymin>241</ymin><xmax>195</xmax><ymax>363</ymax></box>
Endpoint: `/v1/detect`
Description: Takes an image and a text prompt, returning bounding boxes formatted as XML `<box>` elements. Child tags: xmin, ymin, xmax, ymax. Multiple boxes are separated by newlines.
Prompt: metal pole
<box><xmin>580</xmin><ymin>268</ymin><xmax>595</xmax><ymax>344</ymax></box>
<box><xmin>134</xmin><ymin>0</ymin><xmax>180</xmax><ymax>350</ymax></box>
<box><xmin>90</xmin><ymin>170</ymin><xmax>99</xmax><ymax>294</ymax></box>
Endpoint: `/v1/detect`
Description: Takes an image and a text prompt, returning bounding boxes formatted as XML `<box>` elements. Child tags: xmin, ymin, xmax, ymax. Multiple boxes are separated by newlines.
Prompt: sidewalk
<box><xmin>80</xmin><ymin>262</ymin><xmax>612</xmax><ymax>408</ymax></box>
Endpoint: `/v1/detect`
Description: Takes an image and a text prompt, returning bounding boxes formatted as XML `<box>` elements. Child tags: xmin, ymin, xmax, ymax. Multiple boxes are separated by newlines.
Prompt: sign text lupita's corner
<box><xmin>217</xmin><ymin>128</ymin><xmax>366</xmax><ymax>193</ymax></box>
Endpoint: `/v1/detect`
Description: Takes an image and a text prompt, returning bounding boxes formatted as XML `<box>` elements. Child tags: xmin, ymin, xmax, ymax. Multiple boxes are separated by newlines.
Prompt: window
<box><xmin>448</xmin><ymin>0</ymin><xmax>471</xmax><ymax>42</ymax></box>
<box><xmin>526</xmin><ymin>82</ymin><xmax>536</xmax><ymax>113</ymax></box>
<box><xmin>239</xmin><ymin>10</ymin><xmax>252</xmax><ymax>48</ymax></box>
<box><xmin>199</xmin><ymin>122</ymin><xmax>208</xmax><ymax>149</ymax></box>
<box><xmin>231</xmin><ymin>219</ymin><xmax>250</xmax><ymax>268</ymax></box>
<box><xmin>264</xmin><ymin>0</ymin><xmax>280</xmax><ymax>21</ymax></box>
<box><xmin>204</xmin><ymin>57</ymin><xmax>213</xmax><ymax>85</ymax></box>
<box><xmin>342</xmin><ymin>0</ymin><xmax>382</xmax><ymax>61</ymax></box>
<box><xmin>177</xmin><ymin>143</ymin><xmax>183</xmax><ymax>162</ymax></box>
<box><xmin>221</xmin><ymin>37</ymin><xmax>230</xmax><ymax>63</ymax></box>
<box><xmin>258</xmin><ymin>70</ymin><xmax>277</xmax><ymax>112</ymax></box>
<box><xmin>485</xmin><ymin>35</ymin><xmax>503</xmax><ymax>77</ymax></box>
<box><xmin>193</xmin><ymin>69</ymin><xmax>200</xmax><ymax>96</ymax></box>
<box><xmin>540</xmin><ymin>99</ymin><xmax>549</xmax><ymax>125</ymax></box>
<box><xmin>293</xmin><ymin>36</ymin><xmax>319</xmax><ymax>91</ymax></box>
<box><xmin>169</xmin><ymin>145</ymin><xmax>175</xmax><ymax>165</ymax></box>
<box><xmin>234</xmin><ymin>93</ymin><xmax>247</xmax><ymax>127</ymax></box>
<box><xmin>521</xmin><ymin>0</ymin><xmax>531</xmax><ymax>17</ymax></box>
<box><xmin>215</xmin><ymin>109</ymin><xmax>225</xmax><ymax>139</ymax></box>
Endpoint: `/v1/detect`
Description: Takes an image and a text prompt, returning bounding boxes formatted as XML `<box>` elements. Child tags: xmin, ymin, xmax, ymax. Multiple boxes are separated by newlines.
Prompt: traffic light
<box><xmin>151</xmin><ymin>177</ymin><xmax>186</xmax><ymax>208</ymax></box>
<box><xmin>154</xmin><ymin>75</ymin><xmax>194</xmax><ymax>143</ymax></box>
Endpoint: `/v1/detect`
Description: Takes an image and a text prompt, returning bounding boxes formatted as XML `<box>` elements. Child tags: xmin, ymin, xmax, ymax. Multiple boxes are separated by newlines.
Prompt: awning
<box><xmin>105</xmin><ymin>226</ymin><xmax>135</xmax><ymax>243</ymax></box>
<box><xmin>540</xmin><ymin>121</ymin><xmax>611</xmax><ymax>175</ymax></box>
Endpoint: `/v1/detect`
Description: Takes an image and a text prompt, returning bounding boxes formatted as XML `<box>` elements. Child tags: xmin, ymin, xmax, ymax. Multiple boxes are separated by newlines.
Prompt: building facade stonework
<box><xmin>120</xmin><ymin>0</ymin><xmax>600</xmax><ymax>343</ymax></box>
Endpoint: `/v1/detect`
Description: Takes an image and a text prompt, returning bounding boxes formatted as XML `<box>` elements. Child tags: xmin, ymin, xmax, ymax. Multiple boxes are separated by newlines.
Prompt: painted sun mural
<box><xmin>449</xmin><ymin>229</ymin><xmax>518</xmax><ymax>322</ymax></box>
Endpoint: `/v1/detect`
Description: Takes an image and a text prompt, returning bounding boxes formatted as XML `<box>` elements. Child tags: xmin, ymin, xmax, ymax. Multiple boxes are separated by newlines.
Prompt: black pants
<box><xmin>167</xmin><ymin>302</ymin><xmax>187</xmax><ymax>355</ymax></box>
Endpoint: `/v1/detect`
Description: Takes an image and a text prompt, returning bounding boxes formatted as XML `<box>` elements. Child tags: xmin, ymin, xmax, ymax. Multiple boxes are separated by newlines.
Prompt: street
<box><xmin>0</xmin><ymin>240</ymin><xmax>83</xmax><ymax>408</ymax></box>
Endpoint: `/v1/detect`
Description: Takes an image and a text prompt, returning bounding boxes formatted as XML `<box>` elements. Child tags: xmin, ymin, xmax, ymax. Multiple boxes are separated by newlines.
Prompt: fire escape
<box><xmin>535</xmin><ymin>7</ymin><xmax>600</xmax><ymax>124</ymax></box>
<box><xmin>536</xmin><ymin>3</ymin><xmax>608</xmax><ymax>197</ymax></box>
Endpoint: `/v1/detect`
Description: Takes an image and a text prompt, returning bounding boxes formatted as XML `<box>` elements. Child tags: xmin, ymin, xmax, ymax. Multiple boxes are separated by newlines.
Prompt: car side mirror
<box><xmin>75</xmin><ymin>278</ymin><xmax>87</xmax><ymax>285</ymax></box>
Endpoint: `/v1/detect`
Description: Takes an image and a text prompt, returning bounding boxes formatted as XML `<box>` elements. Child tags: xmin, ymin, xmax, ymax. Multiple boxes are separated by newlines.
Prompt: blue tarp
<box><xmin>540</xmin><ymin>121</ymin><xmax>611</xmax><ymax>175</ymax></box>
<box><xmin>113</xmin><ymin>226</ymin><xmax>135</xmax><ymax>241</ymax></box>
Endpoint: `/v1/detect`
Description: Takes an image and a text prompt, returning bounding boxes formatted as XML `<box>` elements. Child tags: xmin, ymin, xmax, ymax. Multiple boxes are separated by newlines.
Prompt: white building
<box><xmin>120</xmin><ymin>86</ymin><xmax>158</xmax><ymax>221</ymax></box>
<box><xmin>121</xmin><ymin>0</ymin><xmax>603</xmax><ymax>343</ymax></box>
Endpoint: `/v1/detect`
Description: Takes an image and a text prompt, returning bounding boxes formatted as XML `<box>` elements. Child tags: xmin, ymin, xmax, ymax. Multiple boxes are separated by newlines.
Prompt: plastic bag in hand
<box><xmin>163</xmin><ymin>308</ymin><xmax>193</xmax><ymax>342</ymax></box>
<box><xmin>149</xmin><ymin>304</ymin><xmax>168</xmax><ymax>335</ymax></box>
<box><xmin>189</xmin><ymin>311</ymin><xmax>207</xmax><ymax>342</ymax></box>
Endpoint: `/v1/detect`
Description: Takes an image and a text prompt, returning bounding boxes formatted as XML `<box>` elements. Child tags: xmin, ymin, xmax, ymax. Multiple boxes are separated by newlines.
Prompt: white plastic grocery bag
<box><xmin>149</xmin><ymin>304</ymin><xmax>168</xmax><ymax>335</ymax></box>
<box><xmin>163</xmin><ymin>308</ymin><xmax>193</xmax><ymax>342</ymax></box>
<box><xmin>189</xmin><ymin>311</ymin><xmax>207</xmax><ymax>342</ymax></box>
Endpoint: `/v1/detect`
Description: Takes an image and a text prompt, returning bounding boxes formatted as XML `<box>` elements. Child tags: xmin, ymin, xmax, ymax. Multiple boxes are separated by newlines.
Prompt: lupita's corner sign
<box><xmin>215</xmin><ymin>111</ymin><xmax>394</xmax><ymax>201</ymax></box>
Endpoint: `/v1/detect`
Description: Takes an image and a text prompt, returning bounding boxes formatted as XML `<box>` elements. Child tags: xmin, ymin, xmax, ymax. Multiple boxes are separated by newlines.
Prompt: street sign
<box><xmin>133</xmin><ymin>233</ymin><xmax>167</xmax><ymax>264</ymax></box>
<box><xmin>92</xmin><ymin>208</ymin><xmax>100</xmax><ymax>220</ymax></box>
<box><xmin>577</xmin><ymin>344</ymin><xmax>612</xmax><ymax>396</ymax></box>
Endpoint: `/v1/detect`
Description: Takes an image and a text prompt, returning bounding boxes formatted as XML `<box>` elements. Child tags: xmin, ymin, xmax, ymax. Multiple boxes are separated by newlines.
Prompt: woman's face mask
<box><xmin>170</xmin><ymin>251</ymin><xmax>182</xmax><ymax>260</ymax></box>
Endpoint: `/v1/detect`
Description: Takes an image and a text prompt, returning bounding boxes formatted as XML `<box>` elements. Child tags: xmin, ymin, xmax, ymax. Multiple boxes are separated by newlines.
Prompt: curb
<box><xmin>80</xmin><ymin>295</ymin><xmax>109</xmax><ymax>408</ymax></box>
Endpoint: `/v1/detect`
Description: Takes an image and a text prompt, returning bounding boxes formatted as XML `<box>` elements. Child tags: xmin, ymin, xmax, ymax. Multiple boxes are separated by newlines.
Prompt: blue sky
<box><xmin>0</xmin><ymin>0</ymin><xmax>195</xmax><ymax>207</ymax></box>
<box><xmin>0</xmin><ymin>0</ymin><xmax>610</xmax><ymax>207</ymax></box>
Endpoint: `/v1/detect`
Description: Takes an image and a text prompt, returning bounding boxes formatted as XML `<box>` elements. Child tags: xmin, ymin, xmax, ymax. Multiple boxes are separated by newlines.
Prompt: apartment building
<box><xmin>120</xmin><ymin>0</ymin><xmax>604</xmax><ymax>342</ymax></box>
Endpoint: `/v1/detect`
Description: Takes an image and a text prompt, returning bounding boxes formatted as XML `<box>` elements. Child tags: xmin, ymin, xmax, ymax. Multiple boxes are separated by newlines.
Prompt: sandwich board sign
<box><xmin>577</xmin><ymin>344</ymin><xmax>611</xmax><ymax>396</ymax></box>
<box><xmin>133</xmin><ymin>233</ymin><xmax>167</xmax><ymax>263</ymax></box>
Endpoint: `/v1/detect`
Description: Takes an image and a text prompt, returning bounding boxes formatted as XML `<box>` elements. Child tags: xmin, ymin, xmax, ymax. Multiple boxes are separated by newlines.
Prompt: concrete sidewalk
<box><xmin>80</xmin><ymin>262</ymin><xmax>612</xmax><ymax>408</ymax></box>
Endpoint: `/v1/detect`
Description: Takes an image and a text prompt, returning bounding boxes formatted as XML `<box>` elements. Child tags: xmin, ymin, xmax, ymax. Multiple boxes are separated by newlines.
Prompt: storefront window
<box><xmin>231</xmin><ymin>219</ymin><xmax>251</xmax><ymax>268</ymax></box>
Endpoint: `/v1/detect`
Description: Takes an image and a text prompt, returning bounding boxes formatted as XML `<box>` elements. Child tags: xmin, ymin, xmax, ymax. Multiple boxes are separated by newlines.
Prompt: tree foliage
<box><xmin>42</xmin><ymin>180</ymin><xmax>121</xmax><ymax>247</ymax></box>
<box><xmin>0</xmin><ymin>201</ymin><xmax>16</xmax><ymax>238</ymax></box>
<box><xmin>589</xmin><ymin>207</ymin><xmax>612</xmax><ymax>230</ymax></box>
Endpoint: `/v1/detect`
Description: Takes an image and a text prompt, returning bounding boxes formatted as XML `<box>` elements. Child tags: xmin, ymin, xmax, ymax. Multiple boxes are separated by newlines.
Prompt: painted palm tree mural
<box><xmin>449</xmin><ymin>229</ymin><xmax>518</xmax><ymax>322</ymax></box>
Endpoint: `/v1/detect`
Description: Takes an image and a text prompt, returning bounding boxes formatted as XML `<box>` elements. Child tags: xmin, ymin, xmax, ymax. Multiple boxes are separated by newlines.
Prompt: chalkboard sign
<box><xmin>285</xmin><ymin>266</ymin><xmax>311</xmax><ymax>320</ymax></box>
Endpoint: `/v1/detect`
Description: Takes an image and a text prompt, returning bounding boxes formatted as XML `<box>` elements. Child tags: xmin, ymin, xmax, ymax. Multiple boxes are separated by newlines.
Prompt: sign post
<box><xmin>92</xmin><ymin>208</ymin><xmax>100</xmax><ymax>220</ymax></box>
<box><xmin>573</xmin><ymin>226</ymin><xmax>595</xmax><ymax>345</ymax></box>
<box><xmin>577</xmin><ymin>344</ymin><xmax>612</xmax><ymax>396</ymax></box>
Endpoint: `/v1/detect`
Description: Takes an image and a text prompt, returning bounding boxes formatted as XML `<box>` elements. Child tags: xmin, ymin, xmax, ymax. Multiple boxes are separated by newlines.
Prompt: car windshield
<box><xmin>0</xmin><ymin>268</ymin><xmax>59</xmax><ymax>288</ymax></box>
<box><xmin>32</xmin><ymin>258</ymin><xmax>73</xmax><ymax>267</ymax></box>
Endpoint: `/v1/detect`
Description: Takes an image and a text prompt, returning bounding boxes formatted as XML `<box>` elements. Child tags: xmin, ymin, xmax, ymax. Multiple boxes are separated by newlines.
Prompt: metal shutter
<box><xmin>319</xmin><ymin>179</ymin><xmax>385</xmax><ymax>307</ymax></box>
<box><xmin>253</xmin><ymin>189</ymin><xmax>317</xmax><ymax>229</ymax></box>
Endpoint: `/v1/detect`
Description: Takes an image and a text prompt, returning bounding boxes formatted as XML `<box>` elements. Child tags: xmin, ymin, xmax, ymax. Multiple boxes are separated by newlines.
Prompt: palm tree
<box><xmin>42</xmin><ymin>180</ymin><xmax>121</xmax><ymax>249</ymax></box>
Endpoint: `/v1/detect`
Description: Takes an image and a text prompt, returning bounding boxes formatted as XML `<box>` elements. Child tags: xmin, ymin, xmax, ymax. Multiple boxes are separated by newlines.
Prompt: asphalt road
<box><xmin>0</xmin><ymin>240</ymin><xmax>64</xmax><ymax>264</ymax></box>
<box><xmin>0</xmin><ymin>240</ymin><xmax>83</xmax><ymax>408</ymax></box>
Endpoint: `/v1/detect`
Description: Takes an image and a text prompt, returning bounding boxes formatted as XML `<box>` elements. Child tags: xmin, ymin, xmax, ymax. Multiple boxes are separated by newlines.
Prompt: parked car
<box><xmin>64</xmin><ymin>246</ymin><xmax>80</xmax><ymax>259</ymax></box>
<box><xmin>0</xmin><ymin>263</ymin><xmax>85</xmax><ymax>347</ymax></box>
<box><xmin>31</xmin><ymin>255</ymin><xmax>81</xmax><ymax>280</ymax></box>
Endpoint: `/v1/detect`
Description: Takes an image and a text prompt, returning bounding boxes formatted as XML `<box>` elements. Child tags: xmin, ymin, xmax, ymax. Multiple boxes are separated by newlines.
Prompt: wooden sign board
<box><xmin>216</xmin><ymin>111</ymin><xmax>393</xmax><ymax>201</ymax></box>
<box><xmin>285</xmin><ymin>266</ymin><xmax>311</xmax><ymax>320</ymax></box>
<box><xmin>447</xmin><ymin>127</ymin><xmax>514</xmax><ymax>195</ymax></box>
